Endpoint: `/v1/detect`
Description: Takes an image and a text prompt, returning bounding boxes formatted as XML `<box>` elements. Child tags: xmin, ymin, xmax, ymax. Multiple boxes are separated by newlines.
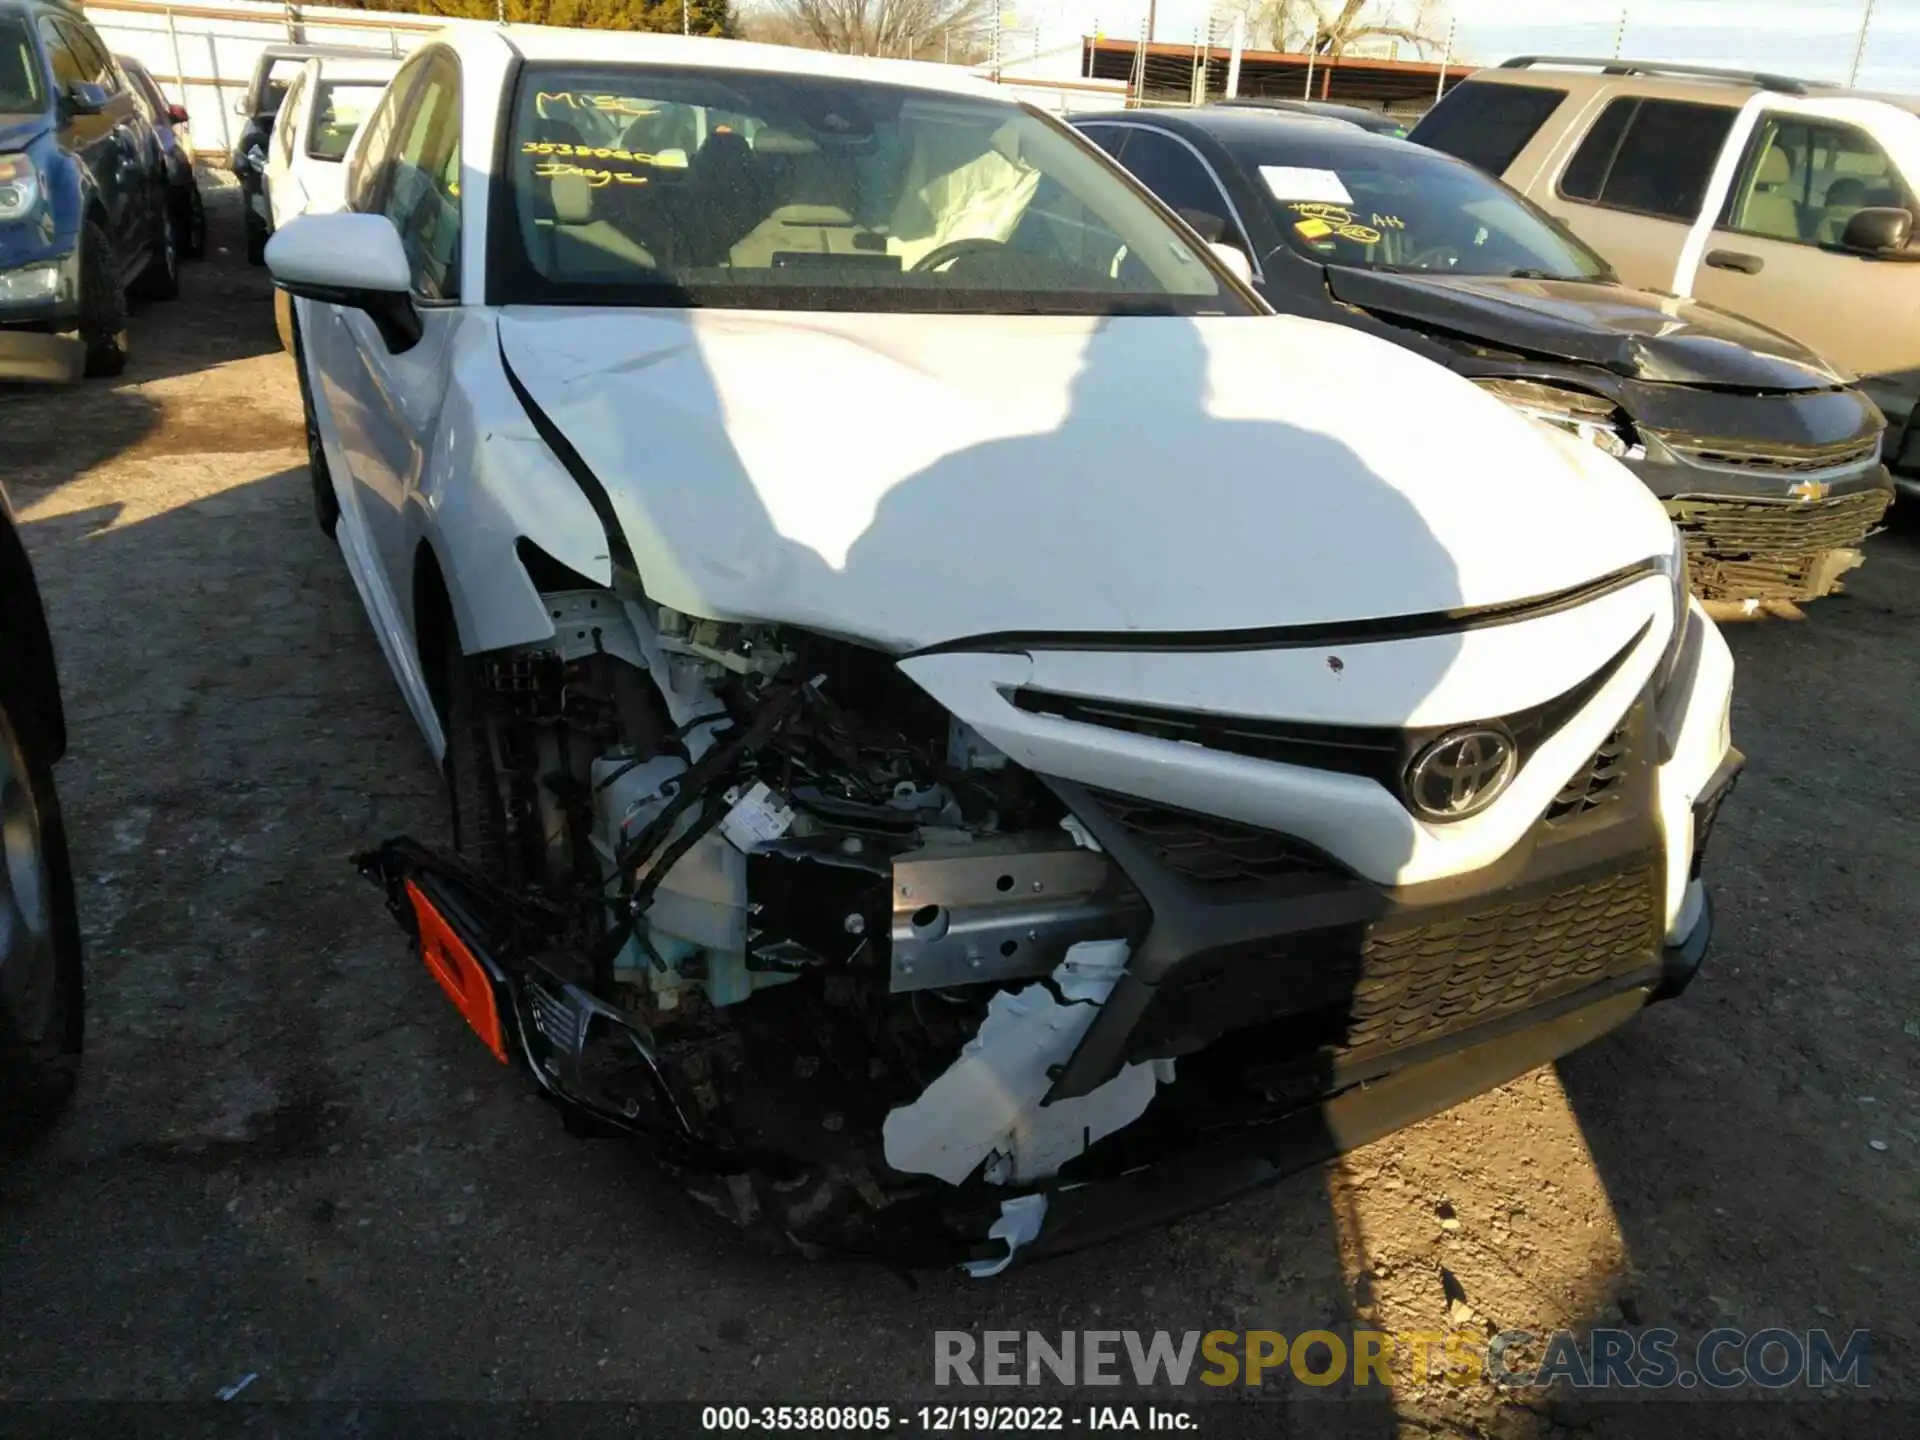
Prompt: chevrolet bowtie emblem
<box><xmin>1788</xmin><ymin>479</ymin><xmax>1832</xmax><ymax>501</ymax></box>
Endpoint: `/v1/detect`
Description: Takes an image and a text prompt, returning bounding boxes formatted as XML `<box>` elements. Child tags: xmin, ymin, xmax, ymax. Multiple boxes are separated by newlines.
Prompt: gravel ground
<box><xmin>2</xmin><ymin>176</ymin><xmax>1918</xmax><ymax>1437</ymax></box>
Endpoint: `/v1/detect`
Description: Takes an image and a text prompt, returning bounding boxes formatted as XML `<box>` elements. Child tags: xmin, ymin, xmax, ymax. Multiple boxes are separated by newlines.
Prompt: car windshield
<box><xmin>309</xmin><ymin>79</ymin><xmax>384</xmax><ymax>161</ymax></box>
<box><xmin>499</xmin><ymin>64</ymin><xmax>1244</xmax><ymax>314</ymax></box>
<box><xmin>1230</xmin><ymin>138</ymin><xmax>1611</xmax><ymax>280</ymax></box>
<box><xmin>1</xmin><ymin>16</ymin><xmax>42</xmax><ymax>114</ymax></box>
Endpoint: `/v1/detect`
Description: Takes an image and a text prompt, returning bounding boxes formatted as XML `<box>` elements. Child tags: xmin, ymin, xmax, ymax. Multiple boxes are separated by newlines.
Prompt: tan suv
<box><xmin>1411</xmin><ymin>57</ymin><xmax>1920</xmax><ymax>498</ymax></box>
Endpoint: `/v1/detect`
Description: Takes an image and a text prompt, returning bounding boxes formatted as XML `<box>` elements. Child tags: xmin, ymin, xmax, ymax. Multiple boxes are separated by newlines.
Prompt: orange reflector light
<box><xmin>404</xmin><ymin>879</ymin><xmax>509</xmax><ymax>1064</ymax></box>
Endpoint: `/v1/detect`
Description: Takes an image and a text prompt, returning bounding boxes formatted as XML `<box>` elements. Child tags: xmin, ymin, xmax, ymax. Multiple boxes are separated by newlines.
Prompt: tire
<box><xmin>177</xmin><ymin>183</ymin><xmax>206</xmax><ymax>261</ymax></box>
<box><xmin>246</xmin><ymin>214</ymin><xmax>268</xmax><ymax>267</ymax></box>
<box><xmin>76</xmin><ymin>221</ymin><xmax>129</xmax><ymax>379</ymax></box>
<box><xmin>131</xmin><ymin>198</ymin><xmax>180</xmax><ymax>302</ymax></box>
<box><xmin>289</xmin><ymin>307</ymin><xmax>339</xmax><ymax>539</ymax></box>
<box><xmin>442</xmin><ymin>644</ymin><xmax>513</xmax><ymax>882</ymax></box>
<box><xmin>0</xmin><ymin>698</ymin><xmax>84</xmax><ymax>1145</ymax></box>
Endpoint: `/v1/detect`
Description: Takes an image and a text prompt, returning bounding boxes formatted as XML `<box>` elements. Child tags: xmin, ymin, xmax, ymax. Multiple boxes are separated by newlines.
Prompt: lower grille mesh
<box><xmin>1340</xmin><ymin>864</ymin><xmax>1660</xmax><ymax>1063</ymax></box>
<box><xmin>1670</xmin><ymin>491</ymin><xmax>1889</xmax><ymax>601</ymax></box>
<box><xmin>1092</xmin><ymin>793</ymin><xmax>1349</xmax><ymax>887</ymax></box>
<box><xmin>1546</xmin><ymin>723</ymin><xmax>1630</xmax><ymax>825</ymax></box>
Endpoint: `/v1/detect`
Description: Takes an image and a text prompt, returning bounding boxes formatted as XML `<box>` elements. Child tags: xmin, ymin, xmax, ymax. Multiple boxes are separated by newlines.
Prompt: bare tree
<box><xmin>1259</xmin><ymin>0</ymin><xmax>1447</xmax><ymax>58</ymax></box>
<box><xmin>759</xmin><ymin>0</ymin><xmax>994</xmax><ymax>59</ymax></box>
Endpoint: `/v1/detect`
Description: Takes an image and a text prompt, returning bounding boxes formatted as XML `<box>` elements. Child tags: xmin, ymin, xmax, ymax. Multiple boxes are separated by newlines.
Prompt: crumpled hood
<box><xmin>1326</xmin><ymin>268</ymin><xmax>1849</xmax><ymax>390</ymax></box>
<box><xmin>498</xmin><ymin>307</ymin><xmax>1673</xmax><ymax>653</ymax></box>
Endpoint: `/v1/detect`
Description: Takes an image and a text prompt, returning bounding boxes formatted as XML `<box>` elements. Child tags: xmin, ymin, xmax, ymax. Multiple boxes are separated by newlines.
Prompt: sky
<box><xmin>1040</xmin><ymin>0</ymin><xmax>1920</xmax><ymax>94</ymax></box>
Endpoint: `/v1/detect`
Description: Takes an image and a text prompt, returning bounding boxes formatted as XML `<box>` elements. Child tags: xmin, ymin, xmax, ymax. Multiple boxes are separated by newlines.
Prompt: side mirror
<box><xmin>267</xmin><ymin>211</ymin><xmax>421</xmax><ymax>354</ymax></box>
<box><xmin>167</xmin><ymin>103</ymin><xmax>190</xmax><ymax>126</ymax></box>
<box><xmin>66</xmin><ymin>81</ymin><xmax>109</xmax><ymax>116</ymax></box>
<box><xmin>1208</xmin><ymin>241</ymin><xmax>1254</xmax><ymax>287</ymax></box>
<box><xmin>1841</xmin><ymin>206</ymin><xmax>1913</xmax><ymax>255</ymax></box>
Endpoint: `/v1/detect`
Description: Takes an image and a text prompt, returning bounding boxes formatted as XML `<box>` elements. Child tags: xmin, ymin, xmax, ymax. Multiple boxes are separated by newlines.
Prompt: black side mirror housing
<box><xmin>1841</xmin><ymin>206</ymin><xmax>1913</xmax><ymax>255</ymax></box>
<box><xmin>65</xmin><ymin>81</ymin><xmax>109</xmax><ymax>116</ymax></box>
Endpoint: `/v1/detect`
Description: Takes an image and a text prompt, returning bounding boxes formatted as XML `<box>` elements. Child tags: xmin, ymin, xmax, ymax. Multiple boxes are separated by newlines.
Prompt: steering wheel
<box><xmin>1405</xmin><ymin>244</ymin><xmax>1463</xmax><ymax>271</ymax></box>
<box><xmin>910</xmin><ymin>236</ymin><xmax>1010</xmax><ymax>274</ymax></box>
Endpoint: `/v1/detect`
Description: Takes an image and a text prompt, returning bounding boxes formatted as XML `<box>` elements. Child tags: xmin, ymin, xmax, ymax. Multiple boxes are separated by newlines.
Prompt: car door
<box><xmin>1535</xmin><ymin>94</ymin><xmax>1739</xmax><ymax>293</ymax></box>
<box><xmin>54</xmin><ymin>17</ymin><xmax>149</xmax><ymax>261</ymax></box>
<box><xmin>312</xmin><ymin>47</ymin><xmax>463</xmax><ymax>623</ymax></box>
<box><xmin>264</xmin><ymin>62</ymin><xmax>313</xmax><ymax>231</ymax></box>
<box><xmin>1687</xmin><ymin>108</ymin><xmax>1920</xmax><ymax>438</ymax></box>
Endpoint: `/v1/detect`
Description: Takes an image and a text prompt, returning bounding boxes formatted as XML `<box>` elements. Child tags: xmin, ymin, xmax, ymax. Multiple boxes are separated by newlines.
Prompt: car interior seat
<box><xmin>727</xmin><ymin>129</ymin><xmax>868</xmax><ymax>269</ymax></box>
<box><xmin>1741</xmin><ymin>142</ymin><xmax>1805</xmax><ymax>239</ymax></box>
<box><xmin>539</xmin><ymin>170</ymin><xmax>657</xmax><ymax>276</ymax></box>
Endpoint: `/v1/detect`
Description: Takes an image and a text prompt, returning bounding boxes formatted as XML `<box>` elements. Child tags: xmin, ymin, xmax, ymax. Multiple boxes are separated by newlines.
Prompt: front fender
<box><xmin>410</xmin><ymin>314</ymin><xmax>617</xmax><ymax>658</ymax></box>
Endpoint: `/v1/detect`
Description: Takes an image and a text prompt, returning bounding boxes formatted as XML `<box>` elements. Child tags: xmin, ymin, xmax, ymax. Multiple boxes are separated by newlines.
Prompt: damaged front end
<box><xmin>357</xmin><ymin>581</ymin><xmax>1730</xmax><ymax>1275</ymax></box>
<box><xmin>1469</xmin><ymin>378</ymin><xmax>1895</xmax><ymax>606</ymax></box>
<box><xmin>358</xmin><ymin>599</ymin><xmax>1182</xmax><ymax>1271</ymax></box>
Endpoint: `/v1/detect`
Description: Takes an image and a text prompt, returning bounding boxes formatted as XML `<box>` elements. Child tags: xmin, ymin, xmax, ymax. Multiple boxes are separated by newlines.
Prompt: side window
<box><xmin>36</xmin><ymin>18</ymin><xmax>82</xmax><ymax>91</ymax></box>
<box><xmin>1116</xmin><ymin>129</ymin><xmax>1234</xmax><ymax>244</ymax></box>
<box><xmin>344</xmin><ymin>60</ymin><xmax>422</xmax><ymax>214</ymax></box>
<box><xmin>382</xmin><ymin>56</ymin><xmax>461</xmax><ymax>299</ymax></box>
<box><xmin>1409</xmin><ymin>81</ymin><xmax>1566</xmax><ymax>176</ymax></box>
<box><xmin>1727</xmin><ymin>116</ymin><xmax>1910</xmax><ymax>246</ymax></box>
<box><xmin>58</xmin><ymin>20</ymin><xmax>116</xmax><ymax>92</ymax></box>
<box><xmin>274</xmin><ymin>70</ymin><xmax>306</xmax><ymax>165</ymax></box>
<box><xmin>1558</xmin><ymin>97</ymin><xmax>1735</xmax><ymax>222</ymax></box>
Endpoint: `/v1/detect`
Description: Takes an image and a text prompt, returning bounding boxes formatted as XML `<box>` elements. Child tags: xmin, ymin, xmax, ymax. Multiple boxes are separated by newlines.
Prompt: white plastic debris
<box><xmin>882</xmin><ymin>940</ymin><xmax>1167</xmax><ymax>1186</ymax></box>
<box><xmin>216</xmin><ymin>1373</ymin><xmax>258</xmax><ymax>1401</ymax></box>
<box><xmin>962</xmin><ymin>1193</ymin><xmax>1049</xmax><ymax>1278</ymax></box>
<box><xmin>719</xmin><ymin>781</ymin><xmax>795</xmax><ymax>851</ymax></box>
<box><xmin>1059</xmin><ymin>814</ymin><xmax>1104</xmax><ymax>853</ymax></box>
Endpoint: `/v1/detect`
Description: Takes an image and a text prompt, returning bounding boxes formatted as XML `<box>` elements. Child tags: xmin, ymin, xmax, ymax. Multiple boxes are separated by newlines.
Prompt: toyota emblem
<box><xmin>1405</xmin><ymin>728</ymin><xmax>1517</xmax><ymax>821</ymax></box>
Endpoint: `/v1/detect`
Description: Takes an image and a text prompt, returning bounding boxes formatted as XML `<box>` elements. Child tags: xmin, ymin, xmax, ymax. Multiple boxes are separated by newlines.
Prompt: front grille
<box><xmin>1546</xmin><ymin>722</ymin><xmax>1630</xmax><ymax>825</ymax></box>
<box><xmin>1091</xmin><ymin>792</ymin><xmax>1349</xmax><ymax>888</ymax></box>
<box><xmin>1662</xmin><ymin>435</ymin><xmax>1881</xmax><ymax>475</ymax></box>
<box><xmin>1670</xmin><ymin>491</ymin><xmax>1890</xmax><ymax>602</ymax></box>
<box><xmin>1340</xmin><ymin>864</ymin><xmax>1660</xmax><ymax>1063</ymax></box>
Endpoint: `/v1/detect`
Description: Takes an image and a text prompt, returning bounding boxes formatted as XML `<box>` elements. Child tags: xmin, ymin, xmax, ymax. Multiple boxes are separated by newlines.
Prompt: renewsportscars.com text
<box><xmin>933</xmin><ymin>1328</ymin><xmax>1870</xmax><ymax>1391</ymax></box>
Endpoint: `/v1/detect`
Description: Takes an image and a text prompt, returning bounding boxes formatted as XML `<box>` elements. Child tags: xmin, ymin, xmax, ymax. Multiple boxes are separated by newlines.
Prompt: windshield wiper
<box><xmin>1504</xmin><ymin>268</ymin><xmax>1570</xmax><ymax>280</ymax></box>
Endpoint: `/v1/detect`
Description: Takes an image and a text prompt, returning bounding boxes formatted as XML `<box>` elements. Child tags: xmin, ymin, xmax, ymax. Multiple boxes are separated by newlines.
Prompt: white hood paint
<box><xmin>498</xmin><ymin>307</ymin><xmax>1673</xmax><ymax>652</ymax></box>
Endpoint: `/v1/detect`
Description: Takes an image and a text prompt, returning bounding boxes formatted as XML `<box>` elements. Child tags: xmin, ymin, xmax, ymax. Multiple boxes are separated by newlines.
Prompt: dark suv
<box><xmin>0</xmin><ymin>0</ymin><xmax>178</xmax><ymax>382</ymax></box>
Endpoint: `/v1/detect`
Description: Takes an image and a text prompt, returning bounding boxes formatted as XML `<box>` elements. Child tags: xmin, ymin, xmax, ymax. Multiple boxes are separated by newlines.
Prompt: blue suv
<box><xmin>0</xmin><ymin>0</ymin><xmax>178</xmax><ymax>383</ymax></box>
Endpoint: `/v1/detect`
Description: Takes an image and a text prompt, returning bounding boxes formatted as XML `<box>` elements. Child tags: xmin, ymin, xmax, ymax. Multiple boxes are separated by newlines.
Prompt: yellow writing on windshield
<box><xmin>522</xmin><ymin>140</ymin><xmax>665</xmax><ymax>165</ymax></box>
<box><xmin>534</xmin><ymin>91</ymin><xmax>660</xmax><ymax>120</ymax></box>
<box><xmin>1289</xmin><ymin>202</ymin><xmax>1381</xmax><ymax>245</ymax></box>
<box><xmin>533</xmin><ymin>161</ymin><xmax>649</xmax><ymax>188</ymax></box>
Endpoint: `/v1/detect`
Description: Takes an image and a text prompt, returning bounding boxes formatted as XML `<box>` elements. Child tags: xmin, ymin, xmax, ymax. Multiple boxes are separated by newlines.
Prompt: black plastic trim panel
<box><xmin>910</xmin><ymin>562</ymin><xmax>1658</xmax><ymax>658</ymax></box>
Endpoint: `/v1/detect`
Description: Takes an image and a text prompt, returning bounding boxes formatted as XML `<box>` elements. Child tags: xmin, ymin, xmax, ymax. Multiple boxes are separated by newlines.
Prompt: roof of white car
<box><xmin>445</xmin><ymin>23</ymin><xmax>1007</xmax><ymax>100</ymax></box>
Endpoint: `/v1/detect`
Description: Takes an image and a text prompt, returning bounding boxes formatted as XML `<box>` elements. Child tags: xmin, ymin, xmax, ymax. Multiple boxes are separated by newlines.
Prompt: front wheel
<box><xmin>76</xmin><ymin>221</ymin><xmax>129</xmax><ymax>379</ymax></box>
<box><xmin>0</xmin><ymin>702</ymin><xmax>84</xmax><ymax>1145</ymax></box>
<box><xmin>131</xmin><ymin>200</ymin><xmax>180</xmax><ymax>302</ymax></box>
<box><xmin>177</xmin><ymin>183</ymin><xmax>206</xmax><ymax>260</ymax></box>
<box><xmin>288</xmin><ymin>306</ymin><xmax>338</xmax><ymax>539</ymax></box>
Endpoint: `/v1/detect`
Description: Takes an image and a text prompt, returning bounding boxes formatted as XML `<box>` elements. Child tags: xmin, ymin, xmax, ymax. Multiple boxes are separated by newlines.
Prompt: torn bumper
<box><xmin>1623</xmin><ymin>432</ymin><xmax>1894</xmax><ymax>604</ymax></box>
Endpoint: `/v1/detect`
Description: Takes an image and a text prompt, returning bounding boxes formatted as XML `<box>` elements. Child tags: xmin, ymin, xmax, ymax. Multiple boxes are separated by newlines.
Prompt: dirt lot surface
<box><xmin>3</xmin><ymin>177</ymin><xmax>1918</xmax><ymax>1436</ymax></box>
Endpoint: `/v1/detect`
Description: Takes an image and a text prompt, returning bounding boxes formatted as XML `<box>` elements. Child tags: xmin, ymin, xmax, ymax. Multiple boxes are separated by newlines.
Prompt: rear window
<box><xmin>1409</xmin><ymin>81</ymin><xmax>1565</xmax><ymax>176</ymax></box>
<box><xmin>0</xmin><ymin>15</ymin><xmax>42</xmax><ymax>113</ymax></box>
<box><xmin>1557</xmin><ymin>97</ymin><xmax>1736</xmax><ymax>222</ymax></box>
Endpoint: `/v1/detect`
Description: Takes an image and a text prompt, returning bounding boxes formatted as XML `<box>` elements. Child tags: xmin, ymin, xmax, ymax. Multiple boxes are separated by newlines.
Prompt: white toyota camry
<box><xmin>269</xmin><ymin>24</ymin><xmax>1742</xmax><ymax>1272</ymax></box>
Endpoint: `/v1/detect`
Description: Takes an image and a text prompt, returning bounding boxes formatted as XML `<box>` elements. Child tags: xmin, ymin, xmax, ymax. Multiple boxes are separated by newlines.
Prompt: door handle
<box><xmin>1705</xmin><ymin>249</ymin><xmax>1764</xmax><ymax>275</ymax></box>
